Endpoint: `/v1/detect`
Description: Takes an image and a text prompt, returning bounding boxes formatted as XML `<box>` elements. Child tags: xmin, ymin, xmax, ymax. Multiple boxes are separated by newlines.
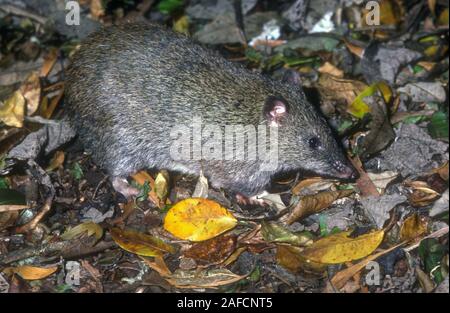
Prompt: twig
<box><xmin>0</xmin><ymin>4</ymin><xmax>47</xmax><ymax>24</ymax></box>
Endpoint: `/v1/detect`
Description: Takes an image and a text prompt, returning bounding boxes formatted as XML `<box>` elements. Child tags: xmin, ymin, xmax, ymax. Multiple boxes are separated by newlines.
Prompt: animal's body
<box><xmin>65</xmin><ymin>23</ymin><xmax>356</xmax><ymax>197</ymax></box>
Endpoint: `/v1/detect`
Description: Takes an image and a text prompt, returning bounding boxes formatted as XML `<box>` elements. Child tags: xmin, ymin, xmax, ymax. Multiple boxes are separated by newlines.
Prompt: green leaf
<box><xmin>248</xmin><ymin>266</ymin><xmax>261</xmax><ymax>282</ymax></box>
<box><xmin>70</xmin><ymin>162</ymin><xmax>83</xmax><ymax>180</ymax></box>
<box><xmin>319</xmin><ymin>215</ymin><xmax>328</xmax><ymax>237</ymax></box>
<box><xmin>0</xmin><ymin>188</ymin><xmax>26</xmax><ymax>205</ymax></box>
<box><xmin>157</xmin><ymin>0</ymin><xmax>184</xmax><ymax>14</ymax></box>
<box><xmin>428</xmin><ymin>111</ymin><xmax>449</xmax><ymax>139</ymax></box>
<box><xmin>0</xmin><ymin>177</ymin><xmax>9</xmax><ymax>189</ymax></box>
<box><xmin>418</xmin><ymin>238</ymin><xmax>446</xmax><ymax>284</ymax></box>
<box><xmin>132</xmin><ymin>180</ymin><xmax>151</xmax><ymax>202</ymax></box>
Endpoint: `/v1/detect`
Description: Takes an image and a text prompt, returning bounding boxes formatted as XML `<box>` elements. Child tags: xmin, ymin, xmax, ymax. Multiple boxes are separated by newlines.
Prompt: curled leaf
<box><xmin>110</xmin><ymin>227</ymin><xmax>176</xmax><ymax>257</ymax></box>
<box><xmin>287</xmin><ymin>189</ymin><xmax>354</xmax><ymax>224</ymax></box>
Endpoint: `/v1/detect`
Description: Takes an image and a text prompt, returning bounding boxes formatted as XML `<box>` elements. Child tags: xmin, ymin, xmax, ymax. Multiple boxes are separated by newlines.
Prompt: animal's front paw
<box><xmin>235</xmin><ymin>192</ymin><xmax>270</xmax><ymax>207</ymax></box>
<box><xmin>112</xmin><ymin>177</ymin><xmax>140</xmax><ymax>198</ymax></box>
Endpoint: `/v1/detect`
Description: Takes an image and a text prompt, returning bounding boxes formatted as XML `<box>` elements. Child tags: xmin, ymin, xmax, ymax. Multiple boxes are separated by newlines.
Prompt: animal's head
<box><xmin>262</xmin><ymin>71</ymin><xmax>357</xmax><ymax>180</ymax></box>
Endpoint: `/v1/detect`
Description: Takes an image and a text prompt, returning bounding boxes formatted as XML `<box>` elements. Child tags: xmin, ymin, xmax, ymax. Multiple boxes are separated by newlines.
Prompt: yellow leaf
<box><xmin>3</xmin><ymin>265</ymin><xmax>58</xmax><ymax>280</ymax></box>
<box><xmin>0</xmin><ymin>90</ymin><xmax>25</xmax><ymax>127</ymax></box>
<box><xmin>276</xmin><ymin>245</ymin><xmax>326</xmax><ymax>274</ymax></box>
<box><xmin>348</xmin><ymin>82</ymin><xmax>392</xmax><ymax>118</ymax></box>
<box><xmin>164</xmin><ymin>198</ymin><xmax>237</xmax><ymax>241</ymax></box>
<box><xmin>173</xmin><ymin>15</ymin><xmax>190</xmax><ymax>35</ymax></box>
<box><xmin>400</xmin><ymin>213</ymin><xmax>428</xmax><ymax>241</ymax></box>
<box><xmin>154</xmin><ymin>170</ymin><xmax>170</xmax><ymax>201</ymax></box>
<box><xmin>302</xmin><ymin>230</ymin><xmax>385</xmax><ymax>264</ymax></box>
<box><xmin>438</xmin><ymin>8</ymin><xmax>449</xmax><ymax>26</ymax></box>
<box><xmin>110</xmin><ymin>227</ymin><xmax>176</xmax><ymax>257</ymax></box>
<box><xmin>60</xmin><ymin>221</ymin><xmax>103</xmax><ymax>241</ymax></box>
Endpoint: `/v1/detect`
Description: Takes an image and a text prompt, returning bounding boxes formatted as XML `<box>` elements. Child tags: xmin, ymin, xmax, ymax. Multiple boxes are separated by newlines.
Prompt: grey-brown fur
<box><xmin>65</xmin><ymin>22</ymin><xmax>355</xmax><ymax>196</ymax></box>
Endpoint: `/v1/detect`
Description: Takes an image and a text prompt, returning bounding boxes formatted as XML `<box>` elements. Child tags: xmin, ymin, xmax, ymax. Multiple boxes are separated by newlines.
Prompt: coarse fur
<box><xmin>65</xmin><ymin>22</ymin><xmax>355</xmax><ymax>196</ymax></box>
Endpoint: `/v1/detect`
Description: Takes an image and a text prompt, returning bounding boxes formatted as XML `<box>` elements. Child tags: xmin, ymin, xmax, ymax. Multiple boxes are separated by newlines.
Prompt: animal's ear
<box><xmin>264</xmin><ymin>96</ymin><xmax>288</xmax><ymax>127</ymax></box>
<box><xmin>281</xmin><ymin>69</ymin><xmax>301</xmax><ymax>86</ymax></box>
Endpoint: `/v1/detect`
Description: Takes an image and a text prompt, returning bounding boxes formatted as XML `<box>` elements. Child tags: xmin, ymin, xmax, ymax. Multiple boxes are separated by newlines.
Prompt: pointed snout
<box><xmin>331</xmin><ymin>160</ymin><xmax>359</xmax><ymax>180</ymax></box>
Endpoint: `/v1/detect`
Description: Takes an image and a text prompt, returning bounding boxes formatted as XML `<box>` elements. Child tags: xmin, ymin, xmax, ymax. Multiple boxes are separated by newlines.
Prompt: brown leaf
<box><xmin>276</xmin><ymin>245</ymin><xmax>326</xmax><ymax>274</ymax></box>
<box><xmin>287</xmin><ymin>189</ymin><xmax>354</xmax><ymax>224</ymax></box>
<box><xmin>318</xmin><ymin>62</ymin><xmax>344</xmax><ymax>78</ymax></box>
<box><xmin>19</xmin><ymin>71</ymin><xmax>41</xmax><ymax>116</ymax></box>
<box><xmin>400</xmin><ymin>213</ymin><xmax>428</xmax><ymax>241</ymax></box>
<box><xmin>184</xmin><ymin>234</ymin><xmax>237</xmax><ymax>264</ymax></box>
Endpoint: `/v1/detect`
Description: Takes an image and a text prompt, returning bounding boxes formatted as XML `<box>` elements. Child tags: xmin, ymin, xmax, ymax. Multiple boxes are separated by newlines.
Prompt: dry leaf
<box><xmin>318</xmin><ymin>62</ymin><xmax>344</xmax><ymax>78</ymax></box>
<box><xmin>165</xmin><ymin>268</ymin><xmax>247</xmax><ymax>289</ymax></box>
<box><xmin>330</xmin><ymin>242</ymin><xmax>404</xmax><ymax>289</ymax></box>
<box><xmin>19</xmin><ymin>71</ymin><xmax>41</xmax><ymax>116</ymax></box>
<box><xmin>287</xmin><ymin>189</ymin><xmax>354</xmax><ymax>224</ymax></box>
<box><xmin>276</xmin><ymin>245</ymin><xmax>326</xmax><ymax>273</ymax></box>
<box><xmin>261</xmin><ymin>221</ymin><xmax>313</xmax><ymax>246</ymax></box>
<box><xmin>3</xmin><ymin>265</ymin><xmax>58</xmax><ymax>280</ymax></box>
<box><xmin>302</xmin><ymin>230</ymin><xmax>385</xmax><ymax>264</ymax></box>
<box><xmin>164</xmin><ymin>198</ymin><xmax>237</xmax><ymax>241</ymax></box>
<box><xmin>46</xmin><ymin>151</ymin><xmax>65</xmax><ymax>172</ymax></box>
<box><xmin>110</xmin><ymin>227</ymin><xmax>176</xmax><ymax>257</ymax></box>
<box><xmin>291</xmin><ymin>177</ymin><xmax>334</xmax><ymax>196</ymax></box>
<box><xmin>184</xmin><ymin>234</ymin><xmax>237</xmax><ymax>264</ymax></box>
<box><xmin>40</xmin><ymin>49</ymin><xmax>58</xmax><ymax>77</ymax></box>
<box><xmin>367</xmin><ymin>171</ymin><xmax>398</xmax><ymax>192</ymax></box>
<box><xmin>317</xmin><ymin>75</ymin><xmax>367</xmax><ymax>109</ymax></box>
<box><xmin>61</xmin><ymin>221</ymin><xmax>103</xmax><ymax>241</ymax></box>
<box><xmin>132</xmin><ymin>170</ymin><xmax>162</xmax><ymax>207</ymax></box>
<box><xmin>154</xmin><ymin>170</ymin><xmax>170</xmax><ymax>202</ymax></box>
<box><xmin>0</xmin><ymin>91</ymin><xmax>25</xmax><ymax>127</ymax></box>
<box><xmin>400</xmin><ymin>213</ymin><xmax>428</xmax><ymax>241</ymax></box>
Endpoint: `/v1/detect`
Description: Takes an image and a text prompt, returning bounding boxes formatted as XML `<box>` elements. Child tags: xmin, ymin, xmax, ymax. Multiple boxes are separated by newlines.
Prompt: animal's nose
<box><xmin>333</xmin><ymin>160</ymin><xmax>359</xmax><ymax>180</ymax></box>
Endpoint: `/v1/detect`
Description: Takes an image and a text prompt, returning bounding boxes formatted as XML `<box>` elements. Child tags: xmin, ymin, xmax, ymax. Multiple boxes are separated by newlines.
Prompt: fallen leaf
<box><xmin>132</xmin><ymin>170</ymin><xmax>162</xmax><ymax>207</ymax></box>
<box><xmin>367</xmin><ymin>171</ymin><xmax>398</xmax><ymax>192</ymax></box>
<box><xmin>191</xmin><ymin>171</ymin><xmax>209</xmax><ymax>198</ymax></box>
<box><xmin>261</xmin><ymin>221</ymin><xmax>312</xmax><ymax>246</ymax></box>
<box><xmin>164</xmin><ymin>198</ymin><xmax>237</xmax><ymax>241</ymax></box>
<box><xmin>154</xmin><ymin>170</ymin><xmax>170</xmax><ymax>202</ymax></box>
<box><xmin>46</xmin><ymin>151</ymin><xmax>65</xmax><ymax>172</ymax></box>
<box><xmin>276</xmin><ymin>245</ymin><xmax>326</xmax><ymax>273</ymax></box>
<box><xmin>110</xmin><ymin>227</ymin><xmax>176</xmax><ymax>257</ymax></box>
<box><xmin>19</xmin><ymin>71</ymin><xmax>41</xmax><ymax>116</ymax></box>
<box><xmin>400</xmin><ymin>213</ymin><xmax>428</xmax><ymax>241</ymax></box>
<box><xmin>348</xmin><ymin>82</ymin><xmax>392</xmax><ymax>119</ymax></box>
<box><xmin>184</xmin><ymin>234</ymin><xmax>237</xmax><ymax>264</ymax></box>
<box><xmin>40</xmin><ymin>49</ymin><xmax>58</xmax><ymax>77</ymax></box>
<box><xmin>318</xmin><ymin>62</ymin><xmax>344</xmax><ymax>78</ymax></box>
<box><xmin>165</xmin><ymin>268</ymin><xmax>248</xmax><ymax>289</ymax></box>
<box><xmin>398</xmin><ymin>82</ymin><xmax>446</xmax><ymax>103</ymax></box>
<box><xmin>61</xmin><ymin>221</ymin><xmax>103</xmax><ymax>241</ymax></box>
<box><xmin>0</xmin><ymin>91</ymin><xmax>25</xmax><ymax>127</ymax></box>
<box><xmin>331</xmin><ymin>242</ymin><xmax>404</xmax><ymax>289</ymax></box>
<box><xmin>3</xmin><ymin>265</ymin><xmax>58</xmax><ymax>280</ymax></box>
<box><xmin>287</xmin><ymin>189</ymin><xmax>354</xmax><ymax>224</ymax></box>
<box><xmin>302</xmin><ymin>230</ymin><xmax>385</xmax><ymax>264</ymax></box>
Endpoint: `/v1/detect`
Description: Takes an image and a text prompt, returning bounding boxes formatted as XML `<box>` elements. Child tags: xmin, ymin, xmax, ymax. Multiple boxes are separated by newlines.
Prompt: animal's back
<box><xmin>65</xmin><ymin>23</ymin><xmax>274</xmax><ymax>191</ymax></box>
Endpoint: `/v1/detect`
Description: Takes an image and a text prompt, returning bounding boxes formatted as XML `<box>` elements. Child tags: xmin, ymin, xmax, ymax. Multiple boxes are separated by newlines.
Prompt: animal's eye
<box><xmin>308</xmin><ymin>137</ymin><xmax>321</xmax><ymax>150</ymax></box>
